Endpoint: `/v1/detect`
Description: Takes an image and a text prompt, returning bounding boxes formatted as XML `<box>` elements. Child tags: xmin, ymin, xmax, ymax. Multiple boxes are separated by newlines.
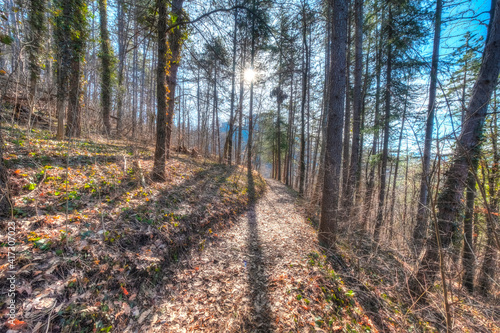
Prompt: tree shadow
<box><xmin>10</xmin><ymin>159</ymin><xmax>261</xmax><ymax>332</ymax></box>
<box><xmin>325</xmin><ymin>243</ymin><xmax>392</xmax><ymax>333</ymax></box>
<box><xmin>115</xmin><ymin>162</ymin><xmax>236</xmax><ymax>255</ymax></box>
<box><xmin>244</xmin><ymin>171</ymin><xmax>273</xmax><ymax>332</ymax></box>
<box><xmin>4</xmin><ymin>147</ymin><xmax>152</xmax><ymax>171</ymax></box>
<box><xmin>2</xmin><ymin>126</ymin><xmax>153</xmax><ymax>170</ymax></box>
<box><xmin>9</xmin><ymin>157</ymin><xmax>149</xmax><ymax>220</ymax></box>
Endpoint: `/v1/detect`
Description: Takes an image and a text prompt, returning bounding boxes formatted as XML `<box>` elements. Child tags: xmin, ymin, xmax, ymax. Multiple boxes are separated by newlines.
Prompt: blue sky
<box><xmin>440</xmin><ymin>0</ymin><xmax>490</xmax><ymax>58</ymax></box>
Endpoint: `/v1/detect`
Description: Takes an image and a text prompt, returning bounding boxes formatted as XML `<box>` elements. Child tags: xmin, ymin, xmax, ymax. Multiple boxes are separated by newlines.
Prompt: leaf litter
<box><xmin>1</xmin><ymin>126</ymin><xmax>498</xmax><ymax>332</ymax></box>
<box><xmin>0</xmin><ymin>126</ymin><xmax>265</xmax><ymax>332</ymax></box>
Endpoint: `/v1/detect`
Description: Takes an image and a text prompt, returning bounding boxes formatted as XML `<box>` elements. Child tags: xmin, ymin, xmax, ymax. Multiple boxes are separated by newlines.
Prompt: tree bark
<box><xmin>477</xmin><ymin>108</ymin><xmax>499</xmax><ymax>296</ymax></box>
<box><xmin>346</xmin><ymin>0</ymin><xmax>363</xmax><ymax>214</ymax></box>
<box><xmin>63</xmin><ymin>0</ymin><xmax>87</xmax><ymax>139</ymax></box>
<box><xmin>236</xmin><ymin>45</ymin><xmax>244</xmax><ymax>165</ymax></box>
<box><xmin>461</xmin><ymin>164</ymin><xmax>476</xmax><ymax>293</ymax></box>
<box><xmin>228</xmin><ymin>7</ymin><xmax>238</xmax><ymax>165</ymax></box>
<box><xmin>341</xmin><ymin>12</ymin><xmax>351</xmax><ymax>201</ymax></box>
<box><xmin>319</xmin><ymin>0</ymin><xmax>347</xmax><ymax>246</ymax></box>
<box><xmin>299</xmin><ymin>5</ymin><xmax>308</xmax><ymax>196</ymax></box>
<box><xmin>27</xmin><ymin>0</ymin><xmax>45</xmax><ymax>130</ymax></box>
<box><xmin>197</xmin><ymin>69</ymin><xmax>201</xmax><ymax>148</ymax></box>
<box><xmin>65</xmin><ymin>59</ymin><xmax>82</xmax><ymax>138</ymax></box>
<box><xmin>362</xmin><ymin>15</ymin><xmax>382</xmax><ymax>229</ymax></box>
<box><xmin>98</xmin><ymin>0</ymin><xmax>112</xmax><ymax>135</ymax></box>
<box><xmin>54</xmin><ymin>0</ymin><xmax>72</xmax><ymax>139</ymax></box>
<box><xmin>116</xmin><ymin>0</ymin><xmax>125</xmax><ymax>135</ymax></box>
<box><xmin>412</xmin><ymin>0</ymin><xmax>500</xmax><ymax>297</ymax></box>
<box><xmin>247</xmin><ymin>0</ymin><xmax>256</xmax><ymax>174</ymax></box>
<box><xmin>312</xmin><ymin>6</ymin><xmax>331</xmax><ymax>206</ymax></box>
<box><xmin>152</xmin><ymin>0</ymin><xmax>169</xmax><ymax>181</ymax></box>
<box><xmin>132</xmin><ymin>13</ymin><xmax>138</xmax><ymax>139</ymax></box>
<box><xmin>165</xmin><ymin>0</ymin><xmax>185</xmax><ymax>159</ymax></box>
<box><xmin>276</xmin><ymin>51</ymin><xmax>283</xmax><ymax>181</ymax></box>
<box><xmin>373</xmin><ymin>5</ymin><xmax>392</xmax><ymax>243</ymax></box>
<box><xmin>139</xmin><ymin>39</ymin><xmax>149</xmax><ymax>137</ymax></box>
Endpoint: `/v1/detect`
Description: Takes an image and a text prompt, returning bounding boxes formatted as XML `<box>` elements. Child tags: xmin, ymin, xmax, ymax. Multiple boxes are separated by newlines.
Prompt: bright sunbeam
<box><xmin>244</xmin><ymin>68</ymin><xmax>256</xmax><ymax>82</ymax></box>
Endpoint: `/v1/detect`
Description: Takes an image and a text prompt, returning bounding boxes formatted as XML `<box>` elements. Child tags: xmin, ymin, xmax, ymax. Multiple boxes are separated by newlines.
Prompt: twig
<box><xmin>45</xmin><ymin>300</ymin><xmax>57</xmax><ymax>333</ymax></box>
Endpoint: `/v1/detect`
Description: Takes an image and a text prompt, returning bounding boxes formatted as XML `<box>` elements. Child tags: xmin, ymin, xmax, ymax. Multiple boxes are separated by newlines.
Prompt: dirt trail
<box><xmin>148</xmin><ymin>178</ymin><xmax>321</xmax><ymax>332</ymax></box>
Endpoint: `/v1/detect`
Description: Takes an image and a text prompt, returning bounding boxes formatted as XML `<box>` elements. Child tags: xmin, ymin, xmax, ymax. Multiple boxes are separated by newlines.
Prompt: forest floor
<box><xmin>141</xmin><ymin>178</ymin><xmax>499</xmax><ymax>333</ymax></box>
<box><xmin>1</xmin><ymin>123</ymin><xmax>499</xmax><ymax>332</ymax></box>
<box><xmin>146</xmin><ymin>178</ymin><xmax>379</xmax><ymax>333</ymax></box>
<box><xmin>0</xmin><ymin>124</ymin><xmax>268</xmax><ymax>332</ymax></box>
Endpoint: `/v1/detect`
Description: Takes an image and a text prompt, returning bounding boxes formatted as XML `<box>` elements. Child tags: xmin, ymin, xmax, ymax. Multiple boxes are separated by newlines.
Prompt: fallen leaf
<box><xmin>138</xmin><ymin>309</ymin><xmax>152</xmax><ymax>324</ymax></box>
<box><xmin>5</xmin><ymin>319</ymin><xmax>27</xmax><ymax>330</ymax></box>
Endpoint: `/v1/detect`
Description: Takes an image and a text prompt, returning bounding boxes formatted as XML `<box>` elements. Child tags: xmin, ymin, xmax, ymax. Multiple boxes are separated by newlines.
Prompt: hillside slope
<box><xmin>0</xmin><ymin>125</ymin><xmax>265</xmax><ymax>332</ymax></box>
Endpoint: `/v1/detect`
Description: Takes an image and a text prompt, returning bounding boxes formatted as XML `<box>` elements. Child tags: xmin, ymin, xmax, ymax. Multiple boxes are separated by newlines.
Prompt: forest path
<box><xmin>151</xmin><ymin>177</ymin><xmax>322</xmax><ymax>332</ymax></box>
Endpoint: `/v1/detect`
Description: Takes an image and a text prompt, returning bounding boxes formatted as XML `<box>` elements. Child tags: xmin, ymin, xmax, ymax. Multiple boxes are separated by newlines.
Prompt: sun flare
<box><xmin>244</xmin><ymin>68</ymin><xmax>256</xmax><ymax>82</ymax></box>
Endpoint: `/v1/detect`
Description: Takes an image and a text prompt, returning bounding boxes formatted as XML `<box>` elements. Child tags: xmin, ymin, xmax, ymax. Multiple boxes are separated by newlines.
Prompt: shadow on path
<box><xmin>244</xmin><ymin>171</ymin><xmax>273</xmax><ymax>332</ymax></box>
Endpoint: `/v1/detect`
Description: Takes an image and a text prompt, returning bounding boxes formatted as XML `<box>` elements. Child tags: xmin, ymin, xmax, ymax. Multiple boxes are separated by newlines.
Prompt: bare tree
<box><xmin>412</xmin><ymin>0</ymin><xmax>443</xmax><ymax>253</ymax></box>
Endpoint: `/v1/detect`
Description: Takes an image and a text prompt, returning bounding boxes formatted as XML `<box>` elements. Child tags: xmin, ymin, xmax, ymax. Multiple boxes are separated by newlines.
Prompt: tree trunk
<box><xmin>286</xmin><ymin>68</ymin><xmax>294</xmax><ymax>186</ymax></box>
<box><xmin>373</xmin><ymin>5</ymin><xmax>392</xmax><ymax>243</ymax></box>
<box><xmin>228</xmin><ymin>7</ymin><xmax>238</xmax><ymax>165</ymax></box>
<box><xmin>412</xmin><ymin>0</ymin><xmax>500</xmax><ymax>297</ymax></box>
<box><xmin>164</xmin><ymin>0</ymin><xmax>185</xmax><ymax>159</ymax></box>
<box><xmin>477</xmin><ymin>106</ymin><xmax>499</xmax><ymax>296</ymax></box>
<box><xmin>139</xmin><ymin>39</ymin><xmax>149</xmax><ymax>137</ymax></box>
<box><xmin>388</xmin><ymin>93</ymin><xmax>407</xmax><ymax>236</ymax></box>
<box><xmin>477</xmin><ymin>214</ymin><xmax>497</xmax><ymax>296</ymax></box>
<box><xmin>342</xmin><ymin>13</ymin><xmax>351</xmax><ymax>201</ymax></box>
<box><xmin>346</xmin><ymin>0</ymin><xmax>363</xmax><ymax>214</ymax></box>
<box><xmin>63</xmin><ymin>0</ymin><xmax>86</xmax><ymax>138</ymax></box>
<box><xmin>98</xmin><ymin>0</ymin><xmax>112</xmax><ymax>135</ymax></box>
<box><xmin>0</xmin><ymin>129</ymin><xmax>11</xmax><ymax>218</ymax></box>
<box><xmin>276</xmin><ymin>52</ymin><xmax>283</xmax><ymax>181</ymax></box>
<box><xmin>319</xmin><ymin>0</ymin><xmax>347</xmax><ymax>246</ymax></box>
<box><xmin>66</xmin><ymin>59</ymin><xmax>82</xmax><ymax>138</ymax></box>
<box><xmin>55</xmin><ymin>59</ymin><xmax>67</xmax><ymax>140</ymax></box>
<box><xmin>461</xmin><ymin>164</ymin><xmax>476</xmax><ymax>293</ymax></box>
<box><xmin>306</xmin><ymin>24</ymin><xmax>312</xmax><ymax>192</ymax></box>
<box><xmin>197</xmin><ymin>69</ymin><xmax>201</xmax><ymax>148</ymax></box>
<box><xmin>237</xmin><ymin>63</ymin><xmax>244</xmax><ymax>164</ymax></box>
<box><xmin>116</xmin><ymin>0</ymin><xmax>125</xmax><ymax>135</ymax></box>
<box><xmin>413</xmin><ymin>0</ymin><xmax>443</xmax><ymax>253</ymax></box>
<box><xmin>299</xmin><ymin>7</ymin><xmax>308</xmax><ymax>196</ymax></box>
<box><xmin>312</xmin><ymin>7</ymin><xmax>331</xmax><ymax>206</ymax></box>
<box><xmin>152</xmin><ymin>0</ymin><xmax>169</xmax><ymax>181</ymax></box>
<box><xmin>54</xmin><ymin>0</ymin><xmax>72</xmax><ymax>140</ymax></box>
<box><xmin>247</xmin><ymin>1</ymin><xmax>256</xmax><ymax>174</ymax></box>
<box><xmin>356</xmin><ymin>47</ymin><xmax>370</xmax><ymax>201</ymax></box>
<box><xmin>132</xmin><ymin>14</ymin><xmax>138</xmax><ymax>139</ymax></box>
<box><xmin>27</xmin><ymin>0</ymin><xmax>45</xmax><ymax>129</ymax></box>
<box><xmin>362</xmin><ymin>16</ymin><xmax>382</xmax><ymax>229</ymax></box>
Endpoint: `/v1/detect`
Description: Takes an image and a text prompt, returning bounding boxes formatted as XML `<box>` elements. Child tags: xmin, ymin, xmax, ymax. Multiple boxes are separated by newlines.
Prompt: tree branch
<box><xmin>166</xmin><ymin>5</ymin><xmax>254</xmax><ymax>32</ymax></box>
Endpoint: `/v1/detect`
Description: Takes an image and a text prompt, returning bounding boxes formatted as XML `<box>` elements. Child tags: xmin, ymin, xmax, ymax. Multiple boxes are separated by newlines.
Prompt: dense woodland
<box><xmin>0</xmin><ymin>0</ymin><xmax>499</xmax><ymax>331</ymax></box>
